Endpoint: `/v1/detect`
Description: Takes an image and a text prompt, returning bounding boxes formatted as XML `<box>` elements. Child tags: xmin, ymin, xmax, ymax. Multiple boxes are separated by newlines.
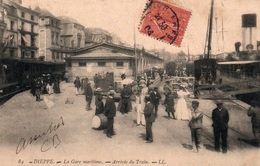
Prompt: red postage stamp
<box><xmin>139</xmin><ymin>0</ymin><xmax>191</xmax><ymax>47</ymax></box>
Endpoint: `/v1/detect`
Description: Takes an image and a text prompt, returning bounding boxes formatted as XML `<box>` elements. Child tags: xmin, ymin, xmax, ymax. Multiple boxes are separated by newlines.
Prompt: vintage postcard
<box><xmin>0</xmin><ymin>0</ymin><xmax>260</xmax><ymax>166</ymax></box>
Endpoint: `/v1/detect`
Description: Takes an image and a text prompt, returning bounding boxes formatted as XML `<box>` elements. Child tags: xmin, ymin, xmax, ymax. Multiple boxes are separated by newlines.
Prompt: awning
<box><xmin>8</xmin><ymin>34</ymin><xmax>14</xmax><ymax>42</ymax></box>
<box><xmin>21</xmin><ymin>35</ymin><xmax>28</xmax><ymax>43</ymax></box>
<box><xmin>217</xmin><ymin>60</ymin><xmax>260</xmax><ymax>65</ymax></box>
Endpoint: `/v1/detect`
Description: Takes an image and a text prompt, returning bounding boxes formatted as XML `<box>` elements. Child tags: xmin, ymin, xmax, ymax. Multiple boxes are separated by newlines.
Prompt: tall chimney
<box><xmin>242</xmin><ymin>14</ymin><xmax>257</xmax><ymax>51</ymax></box>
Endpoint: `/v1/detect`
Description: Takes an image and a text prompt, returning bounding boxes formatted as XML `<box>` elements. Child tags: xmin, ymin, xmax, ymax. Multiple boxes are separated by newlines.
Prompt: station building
<box><xmin>66</xmin><ymin>42</ymin><xmax>164</xmax><ymax>81</ymax></box>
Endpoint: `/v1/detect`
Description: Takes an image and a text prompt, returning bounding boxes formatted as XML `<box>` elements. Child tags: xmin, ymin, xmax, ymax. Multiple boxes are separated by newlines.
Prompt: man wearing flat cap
<box><xmin>104</xmin><ymin>90</ymin><xmax>116</xmax><ymax>138</ymax></box>
<box><xmin>211</xmin><ymin>100</ymin><xmax>229</xmax><ymax>153</ymax></box>
<box><xmin>150</xmin><ymin>86</ymin><xmax>161</xmax><ymax>117</ymax></box>
<box><xmin>247</xmin><ymin>101</ymin><xmax>260</xmax><ymax>146</ymax></box>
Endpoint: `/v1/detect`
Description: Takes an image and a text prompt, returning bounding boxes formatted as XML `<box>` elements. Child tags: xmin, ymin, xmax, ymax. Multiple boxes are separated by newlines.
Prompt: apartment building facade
<box><xmin>1</xmin><ymin>1</ymin><xmax>17</xmax><ymax>58</ymax></box>
<box><xmin>2</xmin><ymin>0</ymin><xmax>40</xmax><ymax>59</ymax></box>
<box><xmin>37</xmin><ymin>7</ymin><xmax>65</xmax><ymax>62</ymax></box>
<box><xmin>59</xmin><ymin>16</ymin><xmax>85</xmax><ymax>50</ymax></box>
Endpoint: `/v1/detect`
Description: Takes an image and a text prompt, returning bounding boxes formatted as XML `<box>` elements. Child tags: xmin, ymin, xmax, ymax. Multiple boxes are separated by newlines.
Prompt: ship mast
<box><xmin>203</xmin><ymin>15</ymin><xmax>210</xmax><ymax>58</ymax></box>
<box><xmin>206</xmin><ymin>0</ymin><xmax>214</xmax><ymax>59</ymax></box>
<box><xmin>221</xmin><ymin>0</ymin><xmax>225</xmax><ymax>55</ymax></box>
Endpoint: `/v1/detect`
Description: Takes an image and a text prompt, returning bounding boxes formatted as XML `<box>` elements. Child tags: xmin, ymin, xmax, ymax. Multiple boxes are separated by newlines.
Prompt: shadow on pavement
<box><xmin>162</xmin><ymin>115</ymin><xmax>172</xmax><ymax>120</ymax></box>
<box><xmin>181</xmin><ymin>143</ymin><xmax>192</xmax><ymax>150</ymax></box>
<box><xmin>92</xmin><ymin>127</ymin><xmax>105</xmax><ymax>131</ymax></box>
<box><xmin>203</xmin><ymin>143</ymin><xmax>215</xmax><ymax>152</ymax></box>
<box><xmin>103</xmin><ymin>129</ymin><xmax>108</xmax><ymax>134</ymax></box>
<box><xmin>237</xmin><ymin>138</ymin><xmax>260</xmax><ymax>148</ymax></box>
<box><xmin>139</xmin><ymin>133</ymin><xmax>147</xmax><ymax>140</ymax></box>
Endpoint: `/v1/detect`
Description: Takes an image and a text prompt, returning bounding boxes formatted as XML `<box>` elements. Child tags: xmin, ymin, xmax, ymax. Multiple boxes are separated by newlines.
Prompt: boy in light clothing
<box><xmin>189</xmin><ymin>101</ymin><xmax>203</xmax><ymax>153</ymax></box>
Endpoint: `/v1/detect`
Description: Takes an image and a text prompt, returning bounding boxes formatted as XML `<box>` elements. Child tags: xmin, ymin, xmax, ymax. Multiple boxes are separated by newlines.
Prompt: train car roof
<box><xmin>217</xmin><ymin>60</ymin><xmax>260</xmax><ymax>65</ymax></box>
<box><xmin>18</xmin><ymin>59</ymin><xmax>65</xmax><ymax>65</ymax></box>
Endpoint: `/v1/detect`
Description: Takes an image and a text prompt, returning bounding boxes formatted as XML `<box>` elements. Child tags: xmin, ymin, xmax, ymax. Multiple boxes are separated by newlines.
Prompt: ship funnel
<box><xmin>242</xmin><ymin>14</ymin><xmax>257</xmax><ymax>51</ymax></box>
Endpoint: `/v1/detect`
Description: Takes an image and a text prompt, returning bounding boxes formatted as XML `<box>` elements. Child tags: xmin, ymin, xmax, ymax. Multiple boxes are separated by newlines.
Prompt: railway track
<box><xmin>0</xmin><ymin>86</ymin><xmax>30</xmax><ymax>106</ymax></box>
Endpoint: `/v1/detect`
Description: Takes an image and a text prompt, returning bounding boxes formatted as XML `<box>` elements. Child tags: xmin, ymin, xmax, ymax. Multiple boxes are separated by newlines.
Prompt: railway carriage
<box><xmin>0</xmin><ymin>58</ymin><xmax>65</xmax><ymax>98</ymax></box>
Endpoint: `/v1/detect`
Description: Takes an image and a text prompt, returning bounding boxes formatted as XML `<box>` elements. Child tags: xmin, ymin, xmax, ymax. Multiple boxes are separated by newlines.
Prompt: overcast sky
<box><xmin>22</xmin><ymin>0</ymin><xmax>260</xmax><ymax>55</ymax></box>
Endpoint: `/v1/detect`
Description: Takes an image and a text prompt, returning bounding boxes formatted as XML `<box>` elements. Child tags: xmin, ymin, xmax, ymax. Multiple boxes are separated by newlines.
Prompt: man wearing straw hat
<box><xmin>212</xmin><ymin>100</ymin><xmax>229</xmax><ymax>153</ymax></box>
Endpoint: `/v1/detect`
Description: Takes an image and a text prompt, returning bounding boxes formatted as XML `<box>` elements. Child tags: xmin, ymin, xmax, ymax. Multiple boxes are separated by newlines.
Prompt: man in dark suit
<box><xmin>34</xmin><ymin>77</ymin><xmax>43</xmax><ymax>102</ymax></box>
<box><xmin>212</xmin><ymin>100</ymin><xmax>229</xmax><ymax>153</ymax></box>
<box><xmin>144</xmin><ymin>96</ymin><xmax>155</xmax><ymax>143</ymax></box>
<box><xmin>104</xmin><ymin>90</ymin><xmax>116</xmax><ymax>138</ymax></box>
<box><xmin>85</xmin><ymin>82</ymin><xmax>93</xmax><ymax>111</ymax></box>
<box><xmin>150</xmin><ymin>87</ymin><xmax>161</xmax><ymax>117</ymax></box>
<box><xmin>120</xmin><ymin>84</ymin><xmax>131</xmax><ymax>114</ymax></box>
<box><xmin>247</xmin><ymin>101</ymin><xmax>260</xmax><ymax>146</ymax></box>
<box><xmin>163</xmin><ymin>81</ymin><xmax>171</xmax><ymax>105</ymax></box>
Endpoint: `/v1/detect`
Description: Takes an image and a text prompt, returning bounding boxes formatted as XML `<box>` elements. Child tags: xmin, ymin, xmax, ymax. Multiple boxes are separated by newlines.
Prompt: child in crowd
<box><xmin>189</xmin><ymin>101</ymin><xmax>203</xmax><ymax>153</ymax></box>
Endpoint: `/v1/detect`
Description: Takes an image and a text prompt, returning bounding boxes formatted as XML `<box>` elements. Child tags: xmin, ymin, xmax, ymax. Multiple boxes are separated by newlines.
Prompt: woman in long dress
<box><xmin>175</xmin><ymin>86</ymin><xmax>191</xmax><ymax>120</ymax></box>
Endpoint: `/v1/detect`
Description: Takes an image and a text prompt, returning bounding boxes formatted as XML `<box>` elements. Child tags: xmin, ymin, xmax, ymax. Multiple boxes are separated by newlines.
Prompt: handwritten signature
<box><xmin>16</xmin><ymin>117</ymin><xmax>65</xmax><ymax>154</ymax></box>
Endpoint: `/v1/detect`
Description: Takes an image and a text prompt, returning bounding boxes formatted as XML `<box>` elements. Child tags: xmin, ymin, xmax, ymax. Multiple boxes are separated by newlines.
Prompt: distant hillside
<box><xmin>149</xmin><ymin>49</ymin><xmax>189</xmax><ymax>62</ymax></box>
<box><xmin>85</xmin><ymin>28</ymin><xmax>125</xmax><ymax>45</ymax></box>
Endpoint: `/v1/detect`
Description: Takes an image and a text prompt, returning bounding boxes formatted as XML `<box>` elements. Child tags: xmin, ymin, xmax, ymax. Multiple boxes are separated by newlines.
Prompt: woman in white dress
<box><xmin>175</xmin><ymin>86</ymin><xmax>191</xmax><ymax>120</ymax></box>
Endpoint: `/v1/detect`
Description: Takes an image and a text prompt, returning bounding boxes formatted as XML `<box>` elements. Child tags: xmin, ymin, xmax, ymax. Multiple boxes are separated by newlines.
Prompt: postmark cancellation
<box><xmin>139</xmin><ymin>0</ymin><xmax>191</xmax><ymax>47</ymax></box>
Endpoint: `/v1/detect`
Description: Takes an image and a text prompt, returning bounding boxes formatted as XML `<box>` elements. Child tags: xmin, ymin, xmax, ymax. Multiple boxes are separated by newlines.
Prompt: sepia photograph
<box><xmin>0</xmin><ymin>0</ymin><xmax>259</xmax><ymax>166</ymax></box>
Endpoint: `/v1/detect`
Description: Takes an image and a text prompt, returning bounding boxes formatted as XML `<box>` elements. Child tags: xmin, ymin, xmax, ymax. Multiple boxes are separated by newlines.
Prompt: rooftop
<box><xmin>34</xmin><ymin>6</ymin><xmax>56</xmax><ymax>18</ymax></box>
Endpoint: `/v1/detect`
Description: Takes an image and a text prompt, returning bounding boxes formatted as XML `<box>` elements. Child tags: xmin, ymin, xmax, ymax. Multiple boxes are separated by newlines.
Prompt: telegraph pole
<box><xmin>134</xmin><ymin>15</ymin><xmax>137</xmax><ymax>80</ymax></box>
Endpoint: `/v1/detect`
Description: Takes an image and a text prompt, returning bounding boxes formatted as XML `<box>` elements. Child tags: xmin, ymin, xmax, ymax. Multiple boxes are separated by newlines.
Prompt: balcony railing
<box><xmin>19</xmin><ymin>29</ymin><xmax>38</xmax><ymax>36</ymax></box>
<box><xmin>6</xmin><ymin>42</ymin><xmax>17</xmax><ymax>47</ymax></box>
<box><xmin>20</xmin><ymin>45</ymin><xmax>38</xmax><ymax>50</ymax></box>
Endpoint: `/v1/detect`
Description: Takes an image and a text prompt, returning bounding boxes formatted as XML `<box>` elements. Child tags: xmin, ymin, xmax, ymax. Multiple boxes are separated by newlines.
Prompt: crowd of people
<box><xmin>90</xmin><ymin>73</ymin><xmax>159</xmax><ymax>142</ymax></box>
<box><xmin>91</xmin><ymin>74</ymin><xmax>260</xmax><ymax>154</ymax></box>
<box><xmin>89</xmin><ymin>73</ymin><xmax>201</xmax><ymax>147</ymax></box>
<box><xmin>163</xmin><ymin>79</ymin><xmax>231</xmax><ymax>153</ymax></box>
<box><xmin>74</xmin><ymin>76</ymin><xmax>93</xmax><ymax>111</ymax></box>
<box><xmin>30</xmin><ymin>73</ymin><xmax>61</xmax><ymax>101</ymax></box>
<box><xmin>31</xmin><ymin>71</ymin><xmax>260</xmax><ymax>154</ymax></box>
